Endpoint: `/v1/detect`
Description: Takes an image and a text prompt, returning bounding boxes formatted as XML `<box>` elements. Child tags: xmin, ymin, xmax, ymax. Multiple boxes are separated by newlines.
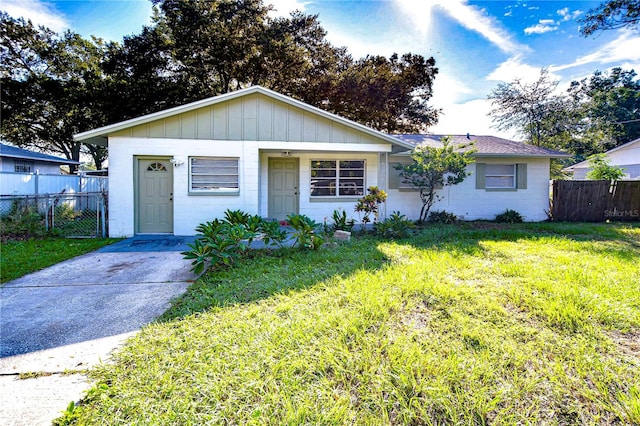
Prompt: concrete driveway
<box><xmin>0</xmin><ymin>235</ymin><xmax>197</xmax><ymax>425</ymax></box>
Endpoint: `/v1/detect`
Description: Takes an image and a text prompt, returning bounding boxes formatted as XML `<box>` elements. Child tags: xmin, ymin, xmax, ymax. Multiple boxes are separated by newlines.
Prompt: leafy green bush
<box><xmin>224</xmin><ymin>209</ymin><xmax>250</xmax><ymax>225</ymax></box>
<box><xmin>585</xmin><ymin>154</ymin><xmax>625</xmax><ymax>180</ymax></box>
<box><xmin>185</xmin><ymin>209</ymin><xmax>329</xmax><ymax>274</ymax></box>
<box><xmin>374</xmin><ymin>211</ymin><xmax>415</xmax><ymax>239</ymax></box>
<box><xmin>329</xmin><ymin>209</ymin><xmax>355</xmax><ymax>233</ymax></box>
<box><xmin>495</xmin><ymin>209</ymin><xmax>524</xmax><ymax>223</ymax></box>
<box><xmin>0</xmin><ymin>201</ymin><xmax>47</xmax><ymax>239</ymax></box>
<box><xmin>183</xmin><ymin>222</ymin><xmax>253</xmax><ymax>275</ymax></box>
<box><xmin>184</xmin><ymin>210</ymin><xmax>287</xmax><ymax>274</ymax></box>
<box><xmin>195</xmin><ymin>219</ymin><xmax>226</xmax><ymax>238</ymax></box>
<box><xmin>54</xmin><ymin>203</ymin><xmax>81</xmax><ymax>221</ymax></box>
<box><xmin>257</xmin><ymin>219</ymin><xmax>287</xmax><ymax>247</ymax></box>
<box><xmin>428</xmin><ymin>210</ymin><xmax>458</xmax><ymax>224</ymax></box>
<box><xmin>287</xmin><ymin>214</ymin><xmax>324</xmax><ymax>250</ymax></box>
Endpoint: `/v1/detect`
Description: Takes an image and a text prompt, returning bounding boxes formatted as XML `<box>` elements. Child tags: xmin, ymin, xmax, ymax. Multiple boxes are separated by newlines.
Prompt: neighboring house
<box><xmin>74</xmin><ymin>86</ymin><xmax>568</xmax><ymax>237</ymax></box>
<box><xmin>563</xmin><ymin>138</ymin><xmax>640</xmax><ymax>179</ymax></box>
<box><xmin>0</xmin><ymin>142</ymin><xmax>80</xmax><ymax>174</ymax></box>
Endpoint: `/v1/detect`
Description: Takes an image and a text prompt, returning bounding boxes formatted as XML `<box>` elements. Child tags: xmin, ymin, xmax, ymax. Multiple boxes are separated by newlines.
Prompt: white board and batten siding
<box><xmin>112</xmin><ymin>93</ymin><xmax>384</xmax><ymax>145</ymax></box>
<box><xmin>106</xmin><ymin>93</ymin><xmax>393</xmax><ymax>237</ymax></box>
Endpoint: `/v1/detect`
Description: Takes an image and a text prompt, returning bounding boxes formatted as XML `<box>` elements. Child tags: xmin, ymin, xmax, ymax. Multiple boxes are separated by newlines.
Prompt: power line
<box><xmin>612</xmin><ymin>118</ymin><xmax>640</xmax><ymax>124</ymax></box>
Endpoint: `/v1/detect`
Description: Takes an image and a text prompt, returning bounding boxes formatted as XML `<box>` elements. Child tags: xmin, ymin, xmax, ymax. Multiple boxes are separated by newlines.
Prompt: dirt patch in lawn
<box><xmin>609</xmin><ymin>329</ymin><xmax>640</xmax><ymax>361</ymax></box>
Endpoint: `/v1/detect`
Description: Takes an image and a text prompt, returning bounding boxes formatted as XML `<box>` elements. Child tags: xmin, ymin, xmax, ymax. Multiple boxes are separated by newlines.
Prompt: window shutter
<box><xmin>516</xmin><ymin>163</ymin><xmax>527</xmax><ymax>189</ymax></box>
<box><xmin>475</xmin><ymin>163</ymin><xmax>486</xmax><ymax>189</ymax></box>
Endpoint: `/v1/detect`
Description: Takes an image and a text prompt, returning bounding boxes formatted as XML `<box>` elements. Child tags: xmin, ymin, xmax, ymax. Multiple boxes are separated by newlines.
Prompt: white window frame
<box><xmin>310</xmin><ymin>159</ymin><xmax>366</xmax><ymax>197</ymax></box>
<box><xmin>485</xmin><ymin>164</ymin><xmax>516</xmax><ymax>189</ymax></box>
<box><xmin>189</xmin><ymin>157</ymin><xmax>239</xmax><ymax>194</ymax></box>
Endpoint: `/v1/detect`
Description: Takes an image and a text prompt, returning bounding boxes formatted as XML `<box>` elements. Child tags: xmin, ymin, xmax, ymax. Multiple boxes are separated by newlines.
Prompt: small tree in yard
<box><xmin>395</xmin><ymin>136</ymin><xmax>475</xmax><ymax>223</ymax></box>
<box><xmin>355</xmin><ymin>186</ymin><xmax>387</xmax><ymax>226</ymax></box>
<box><xmin>585</xmin><ymin>154</ymin><xmax>625</xmax><ymax>180</ymax></box>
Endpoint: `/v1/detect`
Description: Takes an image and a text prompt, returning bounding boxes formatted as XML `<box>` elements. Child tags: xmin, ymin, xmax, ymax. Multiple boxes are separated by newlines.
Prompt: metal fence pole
<box><xmin>45</xmin><ymin>195</ymin><xmax>50</xmax><ymax>231</ymax></box>
<box><xmin>100</xmin><ymin>194</ymin><xmax>107</xmax><ymax>238</ymax></box>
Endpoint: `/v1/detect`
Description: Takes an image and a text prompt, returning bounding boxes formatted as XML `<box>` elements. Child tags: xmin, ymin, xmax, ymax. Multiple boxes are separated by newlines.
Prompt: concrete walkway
<box><xmin>0</xmin><ymin>236</ymin><xmax>197</xmax><ymax>425</ymax></box>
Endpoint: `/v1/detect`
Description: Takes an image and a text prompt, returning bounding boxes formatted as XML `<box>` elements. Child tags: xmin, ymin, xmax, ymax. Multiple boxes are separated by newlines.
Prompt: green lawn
<box><xmin>0</xmin><ymin>238</ymin><xmax>118</xmax><ymax>283</ymax></box>
<box><xmin>63</xmin><ymin>223</ymin><xmax>639</xmax><ymax>425</ymax></box>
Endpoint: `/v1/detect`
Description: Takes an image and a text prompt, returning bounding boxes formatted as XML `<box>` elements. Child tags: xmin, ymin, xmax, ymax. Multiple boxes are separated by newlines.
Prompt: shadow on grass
<box><xmin>159</xmin><ymin>222</ymin><xmax>639</xmax><ymax>322</ymax></box>
<box><xmin>158</xmin><ymin>237</ymin><xmax>394</xmax><ymax>322</ymax></box>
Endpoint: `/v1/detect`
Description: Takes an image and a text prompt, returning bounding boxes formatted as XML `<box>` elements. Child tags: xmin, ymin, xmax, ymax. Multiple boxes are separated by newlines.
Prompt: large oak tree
<box><xmin>2</xmin><ymin>0</ymin><xmax>441</xmax><ymax>170</ymax></box>
<box><xmin>579</xmin><ymin>0</ymin><xmax>640</xmax><ymax>35</ymax></box>
<box><xmin>0</xmin><ymin>12</ymin><xmax>108</xmax><ymax>172</ymax></box>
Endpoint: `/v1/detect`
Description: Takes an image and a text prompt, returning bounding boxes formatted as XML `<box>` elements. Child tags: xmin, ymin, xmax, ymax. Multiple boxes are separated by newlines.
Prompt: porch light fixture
<box><xmin>169</xmin><ymin>158</ymin><xmax>185</xmax><ymax>167</ymax></box>
<box><xmin>281</xmin><ymin>151</ymin><xmax>292</xmax><ymax>157</ymax></box>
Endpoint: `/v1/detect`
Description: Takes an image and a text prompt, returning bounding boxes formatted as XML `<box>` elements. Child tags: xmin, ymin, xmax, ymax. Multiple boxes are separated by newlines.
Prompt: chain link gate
<box><xmin>0</xmin><ymin>192</ymin><xmax>108</xmax><ymax>238</ymax></box>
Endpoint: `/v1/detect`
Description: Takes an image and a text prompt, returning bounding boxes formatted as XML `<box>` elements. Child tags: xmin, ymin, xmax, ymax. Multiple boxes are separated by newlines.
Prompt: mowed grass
<box><xmin>67</xmin><ymin>223</ymin><xmax>639</xmax><ymax>425</ymax></box>
<box><xmin>1</xmin><ymin>238</ymin><xmax>118</xmax><ymax>283</ymax></box>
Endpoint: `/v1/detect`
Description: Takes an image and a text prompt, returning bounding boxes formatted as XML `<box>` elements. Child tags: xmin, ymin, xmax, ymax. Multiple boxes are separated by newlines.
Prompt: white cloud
<box><xmin>394</xmin><ymin>0</ymin><xmax>529</xmax><ymax>55</ymax></box>
<box><xmin>524</xmin><ymin>20</ymin><xmax>558</xmax><ymax>35</ymax></box>
<box><xmin>486</xmin><ymin>55</ymin><xmax>551</xmax><ymax>83</ymax></box>
<box><xmin>551</xmin><ymin>30</ymin><xmax>640</xmax><ymax>71</ymax></box>
<box><xmin>431</xmin><ymin>74</ymin><xmax>473</xmax><ymax>107</ymax></box>
<box><xmin>267</xmin><ymin>0</ymin><xmax>309</xmax><ymax>18</ymax></box>
<box><xmin>430</xmin><ymin>98</ymin><xmax>517</xmax><ymax>139</ymax></box>
<box><xmin>394</xmin><ymin>0</ymin><xmax>438</xmax><ymax>36</ymax></box>
<box><xmin>2</xmin><ymin>0</ymin><xmax>68</xmax><ymax>32</ymax></box>
<box><xmin>557</xmin><ymin>7</ymin><xmax>583</xmax><ymax>22</ymax></box>
<box><xmin>323</xmin><ymin>27</ymin><xmax>414</xmax><ymax>59</ymax></box>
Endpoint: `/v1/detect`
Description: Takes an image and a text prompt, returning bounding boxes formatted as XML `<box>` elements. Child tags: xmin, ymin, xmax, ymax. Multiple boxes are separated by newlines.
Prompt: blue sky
<box><xmin>4</xmin><ymin>0</ymin><xmax>640</xmax><ymax>139</ymax></box>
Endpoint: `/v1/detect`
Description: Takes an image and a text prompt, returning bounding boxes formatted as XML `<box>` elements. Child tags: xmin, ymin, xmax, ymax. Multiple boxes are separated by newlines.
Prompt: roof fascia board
<box><xmin>564</xmin><ymin>138</ymin><xmax>640</xmax><ymax>170</ymax></box>
<box><xmin>390</xmin><ymin>151</ymin><xmax>570</xmax><ymax>159</ymax></box>
<box><xmin>603</xmin><ymin>137</ymin><xmax>640</xmax><ymax>155</ymax></box>
<box><xmin>0</xmin><ymin>152</ymin><xmax>80</xmax><ymax>164</ymax></box>
<box><xmin>473</xmin><ymin>153</ymin><xmax>571</xmax><ymax>158</ymax></box>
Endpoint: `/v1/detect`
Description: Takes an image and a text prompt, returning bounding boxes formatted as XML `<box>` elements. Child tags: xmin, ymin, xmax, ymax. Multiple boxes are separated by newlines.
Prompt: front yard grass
<box><xmin>0</xmin><ymin>238</ymin><xmax>118</xmax><ymax>283</ymax></box>
<box><xmin>65</xmin><ymin>223</ymin><xmax>639</xmax><ymax>425</ymax></box>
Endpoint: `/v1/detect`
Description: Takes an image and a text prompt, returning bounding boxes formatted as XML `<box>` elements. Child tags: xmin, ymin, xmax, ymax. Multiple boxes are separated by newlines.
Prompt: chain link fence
<box><xmin>0</xmin><ymin>192</ymin><xmax>108</xmax><ymax>239</ymax></box>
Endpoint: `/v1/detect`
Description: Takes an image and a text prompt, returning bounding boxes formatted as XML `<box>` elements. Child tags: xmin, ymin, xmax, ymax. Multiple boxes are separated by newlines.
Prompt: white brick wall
<box><xmin>386</xmin><ymin>158</ymin><xmax>551</xmax><ymax>222</ymax></box>
<box><xmin>108</xmin><ymin>137</ymin><xmax>552</xmax><ymax>237</ymax></box>
<box><xmin>108</xmin><ymin>137</ymin><xmax>260</xmax><ymax>237</ymax></box>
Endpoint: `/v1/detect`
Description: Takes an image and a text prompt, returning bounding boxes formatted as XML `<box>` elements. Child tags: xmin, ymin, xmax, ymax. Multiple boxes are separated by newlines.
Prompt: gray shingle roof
<box><xmin>390</xmin><ymin>134</ymin><xmax>570</xmax><ymax>158</ymax></box>
<box><xmin>0</xmin><ymin>142</ymin><xmax>80</xmax><ymax>164</ymax></box>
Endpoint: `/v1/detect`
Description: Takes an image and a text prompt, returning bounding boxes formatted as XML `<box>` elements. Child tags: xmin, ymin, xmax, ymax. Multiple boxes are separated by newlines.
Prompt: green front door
<box><xmin>136</xmin><ymin>158</ymin><xmax>173</xmax><ymax>234</ymax></box>
<box><xmin>268</xmin><ymin>158</ymin><xmax>299</xmax><ymax>220</ymax></box>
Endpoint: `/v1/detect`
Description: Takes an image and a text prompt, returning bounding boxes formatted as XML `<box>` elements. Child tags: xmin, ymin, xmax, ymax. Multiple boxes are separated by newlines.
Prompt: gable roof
<box><xmin>0</xmin><ymin>142</ymin><xmax>80</xmax><ymax>165</ymax></box>
<box><xmin>74</xmin><ymin>85</ymin><xmax>415</xmax><ymax>150</ymax></box>
<box><xmin>564</xmin><ymin>137</ymin><xmax>640</xmax><ymax>170</ymax></box>
<box><xmin>391</xmin><ymin>134</ymin><xmax>570</xmax><ymax>158</ymax></box>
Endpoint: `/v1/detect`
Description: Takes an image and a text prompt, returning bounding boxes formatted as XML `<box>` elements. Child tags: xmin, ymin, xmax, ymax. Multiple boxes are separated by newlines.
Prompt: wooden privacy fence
<box><xmin>551</xmin><ymin>180</ymin><xmax>640</xmax><ymax>222</ymax></box>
